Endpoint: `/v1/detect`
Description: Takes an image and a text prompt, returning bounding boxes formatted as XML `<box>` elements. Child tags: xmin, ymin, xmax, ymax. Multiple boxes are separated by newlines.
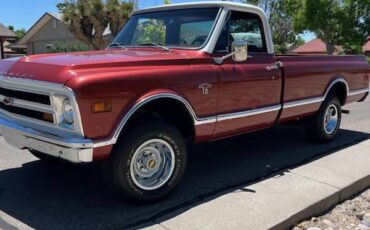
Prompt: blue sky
<box><xmin>0</xmin><ymin>0</ymin><xmax>315</xmax><ymax>41</ymax></box>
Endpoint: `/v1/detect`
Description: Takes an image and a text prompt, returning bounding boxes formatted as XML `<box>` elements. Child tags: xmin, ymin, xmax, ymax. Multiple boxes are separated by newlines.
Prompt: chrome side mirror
<box><xmin>231</xmin><ymin>40</ymin><xmax>248</xmax><ymax>62</ymax></box>
<box><xmin>214</xmin><ymin>40</ymin><xmax>250</xmax><ymax>65</ymax></box>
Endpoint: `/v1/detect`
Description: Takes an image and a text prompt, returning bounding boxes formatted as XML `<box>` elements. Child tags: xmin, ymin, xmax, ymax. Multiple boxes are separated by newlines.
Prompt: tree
<box><xmin>243</xmin><ymin>0</ymin><xmax>297</xmax><ymax>54</ymax></box>
<box><xmin>164</xmin><ymin>0</ymin><xmax>171</xmax><ymax>4</ymax></box>
<box><xmin>7</xmin><ymin>25</ymin><xmax>26</xmax><ymax>39</ymax></box>
<box><xmin>57</xmin><ymin>0</ymin><xmax>133</xmax><ymax>50</ymax></box>
<box><xmin>289</xmin><ymin>0</ymin><xmax>370</xmax><ymax>54</ymax></box>
<box><xmin>288</xmin><ymin>0</ymin><xmax>342</xmax><ymax>54</ymax></box>
<box><xmin>15</xmin><ymin>28</ymin><xmax>26</xmax><ymax>39</ymax></box>
<box><xmin>47</xmin><ymin>42</ymin><xmax>90</xmax><ymax>53</ymax></box>
<box><xmin>338</xmin><ymin>0</ymin><xmax>370</xmax><ymax>54</ymax></box>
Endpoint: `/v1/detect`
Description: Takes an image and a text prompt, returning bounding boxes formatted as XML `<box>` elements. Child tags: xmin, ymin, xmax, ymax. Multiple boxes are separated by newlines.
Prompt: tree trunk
<box><xmin>326</xmin><ymin>43</ymin><xmax>335</xmax><ymax>54</ymax></box>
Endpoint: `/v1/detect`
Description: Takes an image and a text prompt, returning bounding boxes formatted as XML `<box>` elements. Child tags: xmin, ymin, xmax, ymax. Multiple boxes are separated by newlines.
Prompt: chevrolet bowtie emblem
<box><xmin>3</xmin><ymin>97</ymin><xmax>14</xmax><ymax>106</ymax></box>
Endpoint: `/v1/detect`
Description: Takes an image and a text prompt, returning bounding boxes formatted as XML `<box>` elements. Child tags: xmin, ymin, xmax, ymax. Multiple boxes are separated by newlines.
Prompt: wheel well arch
<box><xmin>325</xmin><ymin>78</ymin><xmax>349</xmax><ymax>105</ymax></box>
<box><xmin>113</xmin><ymin>94</ymin><xmax>197</xmax><ymax>142</ymax></box>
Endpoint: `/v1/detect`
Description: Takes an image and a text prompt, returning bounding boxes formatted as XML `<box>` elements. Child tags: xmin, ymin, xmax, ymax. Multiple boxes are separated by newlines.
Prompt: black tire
<box><xmin>106</xmin><ymin>120</ymin><xmax>187</xmax><ymax>202</ymax></box>
<box><xmin>305</xmin><ymin>96</ymin><xmax>342</xmax><ymax>143</ymax></box>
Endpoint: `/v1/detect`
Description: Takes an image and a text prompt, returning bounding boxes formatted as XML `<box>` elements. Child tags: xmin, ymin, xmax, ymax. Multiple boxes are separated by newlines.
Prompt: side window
<box><xmin>214</xmin><ymin>11</ymin><xmax>267</xmax><ymax>53</ymax></box>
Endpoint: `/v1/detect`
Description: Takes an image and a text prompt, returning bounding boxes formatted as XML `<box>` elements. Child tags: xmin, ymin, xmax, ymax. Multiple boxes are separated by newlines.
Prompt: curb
<box><xmin>273</xmin><ymin>175</ymin><xmax>370</xmax><ymax>230</ymax></box>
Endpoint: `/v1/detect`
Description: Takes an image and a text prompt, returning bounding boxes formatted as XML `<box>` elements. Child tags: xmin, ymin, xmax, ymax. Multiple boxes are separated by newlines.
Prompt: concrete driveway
<box><xmin>0</xmin><ymin>97</ymin><xmax>369</xmax><ymax>230</ymax></box>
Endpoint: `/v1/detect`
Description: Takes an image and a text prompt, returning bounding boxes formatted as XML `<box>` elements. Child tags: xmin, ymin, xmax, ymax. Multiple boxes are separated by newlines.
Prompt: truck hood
<box><xmin>0</xmin><ymin>49</ymin><xmax>190</xmax><ymax>84</ymax></box>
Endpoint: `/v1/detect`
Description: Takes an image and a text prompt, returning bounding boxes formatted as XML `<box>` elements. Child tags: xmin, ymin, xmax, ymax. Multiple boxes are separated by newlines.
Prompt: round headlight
<box><xmin>62</xmin><ymin>99</ymin><xmax>74</xmax><ymax>124</ymax></box>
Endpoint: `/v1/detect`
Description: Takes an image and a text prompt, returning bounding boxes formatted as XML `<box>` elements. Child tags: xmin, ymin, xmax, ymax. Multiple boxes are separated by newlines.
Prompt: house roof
<box><xmin>292</xmin><ymin>38</ymin><xmax>327</xmax><ymax>54</ymax></box>
<box><xmin>17</xmin><ymin>12</ymin><xmax>61</xmax><ymax>45</ymax></box>
<box><xmin>17</xmin><ymin>12</ymin><xmax>112</xmax><ymax>45</ymax></box>
<box><xmin>0</xmin><ymin>23</ymin><xmax>17</xmax><ymax>39</ymax></box>
<box><xmin>363</xmin><ymin>40</ymin><xmax>370</xmax><ymax>52</ymax></box>
<box><xmin>294</xmin><ymin>38</ymin><xmax>370</xmax><ymax>54</ymax></box>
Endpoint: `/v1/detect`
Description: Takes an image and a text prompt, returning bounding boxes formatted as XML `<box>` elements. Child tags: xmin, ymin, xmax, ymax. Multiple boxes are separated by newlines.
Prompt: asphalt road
<box><xmin>0</xmin><ymin>97</ymin><xmax>369</xmax><ymax>230</ymax></box>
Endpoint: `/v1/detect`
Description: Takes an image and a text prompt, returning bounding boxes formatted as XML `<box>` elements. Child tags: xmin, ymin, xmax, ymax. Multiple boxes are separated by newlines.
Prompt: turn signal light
<box><xmin>42</xmin><ymin>113</ymin><xmax>54</xmax><ymax>123</ymax></box>
<box><xmin>92</xmin><ymin>102</ymin><xmax>112</xmax><ymax>113</ymax></box>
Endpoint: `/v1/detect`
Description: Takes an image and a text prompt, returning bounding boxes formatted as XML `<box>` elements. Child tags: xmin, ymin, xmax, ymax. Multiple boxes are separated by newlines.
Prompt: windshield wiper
<box><xmin>138</xmin><ymin>42</ymin><xmax>170</xmax><ymax>52</ymax></box>
<box><xmin>108</xmin><ymin>42</ymin><xmax>127</xmax><ymax>49</ymax></box>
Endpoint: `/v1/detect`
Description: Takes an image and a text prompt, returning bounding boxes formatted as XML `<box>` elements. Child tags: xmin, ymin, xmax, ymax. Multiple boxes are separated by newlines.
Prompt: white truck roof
<box><xmin>134</xmin><ymin>1</ymin><xmax>265</xmax><ymax>16</ymax></box>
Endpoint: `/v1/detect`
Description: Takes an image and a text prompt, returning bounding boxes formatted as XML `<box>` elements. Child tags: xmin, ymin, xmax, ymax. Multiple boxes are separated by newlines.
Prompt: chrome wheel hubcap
<box><xmin>323</xmin><ymin>104</ymin><xmax>338</xmax><ymax>134</ymax></box>
<box><xmin>130</xmin><ymin>139</ymin><xmax>175</xmax><ymax>190</ymax></box>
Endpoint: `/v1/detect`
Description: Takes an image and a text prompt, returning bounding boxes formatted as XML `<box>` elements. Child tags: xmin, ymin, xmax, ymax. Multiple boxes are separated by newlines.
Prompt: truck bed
<box><xmin>276</xmin><ymin>54</ymin><xmax>369</xmax><ymax>122</ymax></box>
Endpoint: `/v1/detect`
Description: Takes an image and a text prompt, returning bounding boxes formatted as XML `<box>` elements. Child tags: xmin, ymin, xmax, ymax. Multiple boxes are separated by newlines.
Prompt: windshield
<box><xmin>112</xmin><ymin>8</ymin><xmax>220</xmax><ymax>49</ymax></box>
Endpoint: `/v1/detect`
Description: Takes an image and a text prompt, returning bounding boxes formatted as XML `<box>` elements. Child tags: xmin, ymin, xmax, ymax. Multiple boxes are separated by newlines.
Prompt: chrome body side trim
<box><xmin>325</xmin><ymin>78</ymin><xmax>350</xmax><ymax>98</ymax></box>
<box><xmin>93</xmin><ymin>93</ymin><xmax>217</xmax><ymax>148</ymax></box>
<box><xmin>94</xmin><ymin>81</ymin><xmax>368</xmax><ymax>148</ymax></box>
<box><xmin>283</xmin><ymin>78</ymin><xmax>368</xmax><ymax>109</ymax></box>
<box><xmin>348</xmin><ymin>88</ymin><xmax>369</xmax><ymax>96</ymax></box>
<box><xmin>283</xmin><ymin>96</ymin><xmax>324</xmax><ymax>109</ymax></box>
<box><xmin>217</xmin><ymin>105</ymin><xmax>281</xmax><ymax>122</ymax></box>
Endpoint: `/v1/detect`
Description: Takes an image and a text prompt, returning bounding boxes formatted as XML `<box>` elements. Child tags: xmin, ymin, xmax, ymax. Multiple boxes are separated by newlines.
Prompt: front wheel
<box><xmin>107</xmin><ymin>120</ymin><xmax>187</xmax><ymax>202</ymax></box>
<box><xmin>305</xmin><ymin>96</ymin><xmax>342</xmax><ymax>143</ymax></box>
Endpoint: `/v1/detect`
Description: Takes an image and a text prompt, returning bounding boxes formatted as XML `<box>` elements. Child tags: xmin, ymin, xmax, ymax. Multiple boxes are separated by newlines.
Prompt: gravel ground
<box><xmin>294</xmin><ymin>188</ymin><xmax>370</xmax><ymax>230</ymax></box>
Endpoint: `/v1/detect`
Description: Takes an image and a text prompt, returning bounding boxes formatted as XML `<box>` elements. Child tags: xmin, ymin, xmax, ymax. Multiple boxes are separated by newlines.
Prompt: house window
<box><xmin>53</xmin><ymin>19</ymin><xmax>57</xmax><ymax>29</ymax></box>
<box><xmin>46</xmin><ymin>44</ymin><xmax>53</xmax><ymax>50</ymax></box>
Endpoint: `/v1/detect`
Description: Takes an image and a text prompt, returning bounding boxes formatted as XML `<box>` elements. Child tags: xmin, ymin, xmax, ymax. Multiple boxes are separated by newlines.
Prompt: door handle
<box><xmin>265</xmin><ymin>61</ymin><xmax>283</xmax><ymax>71</ymax></box>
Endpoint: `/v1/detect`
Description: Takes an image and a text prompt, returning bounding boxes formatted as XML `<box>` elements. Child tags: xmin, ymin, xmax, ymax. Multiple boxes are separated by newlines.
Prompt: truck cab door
<box><xmin>212</xmin><ymin>10</ymin><xmax>282</xmax><ymax>138</ymax></box>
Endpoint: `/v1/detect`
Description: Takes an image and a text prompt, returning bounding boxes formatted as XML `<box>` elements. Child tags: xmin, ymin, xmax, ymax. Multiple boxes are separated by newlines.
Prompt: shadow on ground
<box><xmin>0</xmin><ymin>125</ymin><xmax>368</xmax><ymax>230</ymax></box>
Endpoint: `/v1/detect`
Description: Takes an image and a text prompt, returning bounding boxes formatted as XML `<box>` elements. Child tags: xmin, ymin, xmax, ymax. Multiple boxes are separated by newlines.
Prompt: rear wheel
<box><xmin>106</xmin><ymin>120</ymin><xmax>187</xmax><ymax>202</ymax></box>
<box><xmin>305</xmin><ymin>96</ymin><xmax>342</xmax><ymax>143</ymax></box>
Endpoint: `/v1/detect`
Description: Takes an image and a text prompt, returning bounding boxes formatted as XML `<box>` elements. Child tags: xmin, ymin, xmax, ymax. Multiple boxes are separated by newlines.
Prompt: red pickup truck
<box><xmin>0</xmin><ymin>2</ymin><xmax>369</xmax><ymax>201</ymax></box>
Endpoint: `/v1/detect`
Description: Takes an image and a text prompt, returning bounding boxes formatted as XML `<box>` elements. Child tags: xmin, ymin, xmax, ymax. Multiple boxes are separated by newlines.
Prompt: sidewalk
<box><xmin>139</xmin><ymin>140</ymin><xmax>370</xmax><ymax>230</ymax></box>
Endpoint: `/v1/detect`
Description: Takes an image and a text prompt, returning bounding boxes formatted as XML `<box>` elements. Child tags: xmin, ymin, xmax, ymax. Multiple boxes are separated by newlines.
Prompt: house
<box><xmin>292</xmin><ymin>38</ymin><xmax>343</xmax><ymax>55</ymax></box>
<box><xmin>364</xmin><ymin>39</ymin><xmax>370</xmax><ymax>56</ymax></box>
<box><xmin>14</xmin><ymin>12</ymin><xmax>112</xmax><ymax>55</ymax></box>
<box><xmin>293</xmin><ymin>38</ymin><xmax>370</xmax><ymax>56</ymax></box>
<box><xmin>0</xmin><ymin>23</ymin><xmax>17</xmax><ymax>59</ymax></box>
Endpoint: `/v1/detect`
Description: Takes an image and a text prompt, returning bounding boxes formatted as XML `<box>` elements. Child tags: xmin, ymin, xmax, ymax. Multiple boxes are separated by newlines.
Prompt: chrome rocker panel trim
<box><xmin>0</xmin><ymin>114</ymin><xmax>93</xmax><ymax>163</ymax></box>
<box><xmin>284</xmin><ymin>78</ymin><xmax>369</xmax><ymax>109</ymax></box>
<box><xmin>93</xmin><ymin>79</ymin><xmax>369</xmax><ymax>148</ymax></box>
<box><xmin>93</xmin><ymin>93</ymin><xmax>217</xmax><ymax>148</ymax></box>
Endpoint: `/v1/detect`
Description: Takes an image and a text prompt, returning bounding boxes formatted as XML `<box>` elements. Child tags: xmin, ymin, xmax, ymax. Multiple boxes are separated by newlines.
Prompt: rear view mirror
<box><xmin>214</xmin><ymin>40</ymin><xmax>250</xmax><ymax>65</ymax></box>
<box><xmin>232</xmin><ymin>41</ymin><xmax>248</xmax><ymax>62</ymax></box>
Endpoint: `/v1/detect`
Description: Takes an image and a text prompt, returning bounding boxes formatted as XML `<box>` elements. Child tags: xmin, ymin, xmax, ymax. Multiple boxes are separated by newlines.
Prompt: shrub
<box><xmin>47</xmin><ymin>42</ymin><xmax>90</xmax><ymax>53</ymax></box>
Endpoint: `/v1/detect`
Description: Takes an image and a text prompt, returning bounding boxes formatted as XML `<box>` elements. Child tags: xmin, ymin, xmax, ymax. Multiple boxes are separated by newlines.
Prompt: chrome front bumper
<box><xmin>0</xmin><ymin>116</ymin><xmax>94</xmax><ymax>163</ymax></box>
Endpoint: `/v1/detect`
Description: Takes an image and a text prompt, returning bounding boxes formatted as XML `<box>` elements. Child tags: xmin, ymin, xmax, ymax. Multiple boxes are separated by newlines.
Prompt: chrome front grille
<box><xmin>0</xmin><ymin>86</ymin><xmax>51</xmax><ymax>105</ymax></box>
<box><xmin>0</xmin><ymin>75</ymin><xmax>84</xmax><ymax>137</ymax></box>
<box><xmin>0</xmin><ymin>86</ymin><xmax>55</xmax><ymax>124</ymax></box>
